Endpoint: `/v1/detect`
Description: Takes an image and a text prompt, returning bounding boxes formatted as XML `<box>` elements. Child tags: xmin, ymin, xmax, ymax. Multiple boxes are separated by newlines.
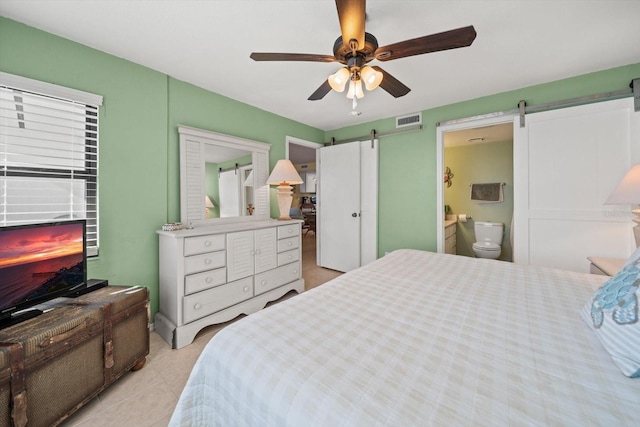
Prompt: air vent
<box><xmin>396</xmin><ymin>112</ymin><xmax>422</xmax><ymax>128</ymax></box>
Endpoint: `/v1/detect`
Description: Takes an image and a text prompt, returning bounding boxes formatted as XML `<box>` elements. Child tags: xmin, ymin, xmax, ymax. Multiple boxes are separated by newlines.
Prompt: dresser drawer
<box><xmin>277</xmin><ymin>224</ymin><xmax>300</xmax><ymax>239</ymax></box>
<box><xmin>184</xmin><ymin>234</ymin><xmax>225</xmax><ymax>256</ymax></box>
<box><xmin>254</xmin><ymin>261</ymin><xmax>300</xmax><ymax>295</ymax></box>
<box><xmin>183</xmin><ymin>277</ymin><xmax>253</xmax><ymax>323</ymax></box>
<box><xmin>184</xmin><ymin>267</ymin><xmax>226</xmax><ymax>295</ymax></box>
<box><xmin>277</xmin><ymin>249</ymin><xmax>299</xmax><ymax>266</ymax></box>
<box><xmin>184</xmin><ymin>251</ymin><xmax>226</xmax><ymax>275</ymax></box>
<box><xmin>277</xmin><ymin>236</ymin><xmax>299</xmax><ymax>253</ymax></box>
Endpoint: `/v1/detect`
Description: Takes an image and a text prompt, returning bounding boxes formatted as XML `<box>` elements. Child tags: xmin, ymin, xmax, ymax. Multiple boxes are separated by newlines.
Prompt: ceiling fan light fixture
<box><xmin>346</xmin><ymin>78</ymin><xmax>364</xmax><ymax>100</ymax></box>
<box><xmin>361</xmin><ymin>66</ymin><xmax>383</xmax><ymax>91</ymax></box>
<box><xmin>328</xmin><ymin>67</ymin><xmax>350</xmax><ymax>92</ymax></box>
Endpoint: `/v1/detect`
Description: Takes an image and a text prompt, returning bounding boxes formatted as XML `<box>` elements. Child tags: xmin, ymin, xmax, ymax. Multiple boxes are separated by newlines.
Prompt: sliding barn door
<box><xmin>318</xmin><ymin>140</ymin><xmax>378</xmax><ymax>272</ymax></box>
<box><xmin>513</xmin><ymin>98</ymin><xmax>640</xmax><ymax>272</ymax></box>
<box><xmin>218</xmin><ymin>170</ymin><xmax>240</xmax><ymax>217</ymax></box>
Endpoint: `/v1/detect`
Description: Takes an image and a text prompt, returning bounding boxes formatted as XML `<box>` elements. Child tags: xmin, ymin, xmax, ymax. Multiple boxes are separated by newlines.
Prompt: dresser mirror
<box><xmin>178</xmin><ymin>126</ymin><xmax>271</xmax><ymax>226</ymax></box>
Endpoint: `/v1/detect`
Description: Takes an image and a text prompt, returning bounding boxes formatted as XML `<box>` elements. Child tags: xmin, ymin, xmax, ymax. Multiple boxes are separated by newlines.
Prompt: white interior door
<box><xmin>359</xmin><ymin>140</ymin><xmax>379</xmax><ymax>266</ymax></box>
<box><xmin>318</xmin><ymin>142</ymin><xmax>361</xmax><ymax>272</ymax></box>
<box><xmin>513</xmin><ymin>97</ymin><xmax>640</xmax><ymax>272</ymax></box>
<box><xmin>317</xmin><ymin>140</ymin><xmax>379</xmax><ymax>271</ymax></box>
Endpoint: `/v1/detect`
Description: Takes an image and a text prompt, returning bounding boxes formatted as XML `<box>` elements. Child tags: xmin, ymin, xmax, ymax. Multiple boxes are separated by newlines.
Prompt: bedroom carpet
<box><xmin>60</xmin><ymin>233</ymin><xmax>340</xmax><ymax>427</ymax></box>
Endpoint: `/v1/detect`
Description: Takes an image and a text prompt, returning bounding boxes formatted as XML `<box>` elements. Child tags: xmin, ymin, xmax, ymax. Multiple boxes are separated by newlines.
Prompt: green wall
<box><xmin>0</xmin><ymin>17</ymin><xmax>324</xmax><ymax>317</ymax></box>
<box><xmin>327</xmin><ymin>62</ymin><xmax>640</xmax><ymax>256</ymax></box>
<box><xmin>1</xmin><ymin>16</ymin><xmax>639</xmax><ymax>317</ymax></box>
<box><xmin>444</xmin><ymin>140</ymin><xmax>513</xmax><ymax>260</ymax></box>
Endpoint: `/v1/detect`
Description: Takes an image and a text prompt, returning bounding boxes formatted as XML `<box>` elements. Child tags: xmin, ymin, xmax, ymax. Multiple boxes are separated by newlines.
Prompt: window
<box><xmin>0</xmin><ymin>72</ymin><xmax>103</xmax><ymax>256</ymax></box>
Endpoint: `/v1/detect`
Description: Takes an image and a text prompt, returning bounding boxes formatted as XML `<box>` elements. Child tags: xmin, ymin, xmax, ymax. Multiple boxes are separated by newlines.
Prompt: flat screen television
<box><xmin>0</xmin><ymin>220</ymin><xmax>87</xmax><ymax>327</ymax></box>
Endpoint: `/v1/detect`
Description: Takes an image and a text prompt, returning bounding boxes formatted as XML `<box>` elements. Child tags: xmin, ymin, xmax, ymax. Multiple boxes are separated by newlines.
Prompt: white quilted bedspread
<box><xmin>170</xmin><ymin>249</ymin><xmax>640</xmax><ymax>426</ymax></box>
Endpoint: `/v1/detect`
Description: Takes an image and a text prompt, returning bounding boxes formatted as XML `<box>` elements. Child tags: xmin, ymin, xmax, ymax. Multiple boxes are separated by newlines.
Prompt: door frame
<box><xmin>436</xmin><ymin>114</ymin><xmax>517</xmax><ymax>253</ymax></box>
<box><xmin>286</xmin><ymin>135</ymin><xmax>323</xmax><ymax>263</ymax></box>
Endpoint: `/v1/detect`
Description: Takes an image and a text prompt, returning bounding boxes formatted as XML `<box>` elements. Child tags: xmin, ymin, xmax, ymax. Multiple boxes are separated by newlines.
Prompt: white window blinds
<box><xmin>0</xmin><ymin>72</ymin><xmax>103</xmax><ymax>256</ymax></box>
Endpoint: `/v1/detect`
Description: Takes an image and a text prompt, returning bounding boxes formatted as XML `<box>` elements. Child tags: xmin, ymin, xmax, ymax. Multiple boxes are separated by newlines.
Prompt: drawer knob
<box><xmin>293</xmin><ymin>269</ymin><xmax>298</xmax><ymax>274</ymax></box>
<box><xmin>243</xmin><ymin>286</ymin><xmax>249</xmax><ymax>292</ymax></box>
<box><xmin>288</xmin><ymin>228</ymin><xmax>292</xmax><ymax>233</ymax></box>
<box><xmin>288</xmin><ymin>255</ymin><xmax>292</xmax><ymax>259</ymax></box>
<box><xmin>205</xmin><ymin>277</ymin><xmax>212</xmax><ymax>283</ymax></box>
<box><xmin>288</xmin><ymin>242</ymin><xmax>292</xmax><ymax>246</ymax></box>
<box><xmin>205</xmin><ymin>258</ymin><xmax>211</xmax><ymax>265</ymax></box>
<box><xmin>261</xmin><ymin>280</ymin><xmax>267</xmax><ymax>286</ymax></box>
<box><xmin>204</xmin><ymin>241</ymin><xmax>211</xmax><ymax>247</ymax></box>
<box><xmin>194</xmin><ymin>303</ymin><xmax>201</xmax><ymax>310</ymax></box>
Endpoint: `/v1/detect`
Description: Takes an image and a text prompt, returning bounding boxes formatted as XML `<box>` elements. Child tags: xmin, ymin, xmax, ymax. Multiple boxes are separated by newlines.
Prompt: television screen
<box><xmin>0</xmin><ymin>220</ymin><xmax>87</xmax><ymax>322</ymax></box>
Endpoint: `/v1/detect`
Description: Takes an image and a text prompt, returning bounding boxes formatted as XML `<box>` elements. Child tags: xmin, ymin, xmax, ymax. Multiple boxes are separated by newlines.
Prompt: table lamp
<box><xmin>605</xmin><ymin>164</ymin><xmax>640</xmax><ymax>247</ymax></box>
<box><xmin>266</xmin><ymin>159</ymin><xmax>303</xmax><ymax>220</ymax></box>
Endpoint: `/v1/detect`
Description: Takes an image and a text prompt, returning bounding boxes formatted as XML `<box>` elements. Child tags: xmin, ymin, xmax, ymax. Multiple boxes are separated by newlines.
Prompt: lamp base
<box><xmin>632</xmin><ymin>209</ymin><xmax>640</xmax><ymax>247</ymax></box>
<box><xmin>275</xmin><ymin>184</ymin><xmax>293</xmax><ymax>221</ymax></box>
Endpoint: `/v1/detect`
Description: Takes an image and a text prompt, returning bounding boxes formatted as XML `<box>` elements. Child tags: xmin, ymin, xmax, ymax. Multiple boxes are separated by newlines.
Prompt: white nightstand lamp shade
<box><xmin>205</xmin><ymin>195</ymin><xmax>215</xmax><ymax>209</ymax></box>
<box><xmin>605</xmin><ymin>164</ymin><xmax>640</xmax><ymax>247</ymax></box>
<box><xmin>266</xmin><ymin>159</ymin><xmax>303</xmax><ymax>220</ymax></box>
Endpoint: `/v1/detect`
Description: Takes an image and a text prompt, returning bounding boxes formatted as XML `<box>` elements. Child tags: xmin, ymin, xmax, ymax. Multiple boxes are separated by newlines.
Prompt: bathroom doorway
<box><xmin>437</xmin><ymin>117</ymin><xmax>515</xmax><ymax>261</ymax></box>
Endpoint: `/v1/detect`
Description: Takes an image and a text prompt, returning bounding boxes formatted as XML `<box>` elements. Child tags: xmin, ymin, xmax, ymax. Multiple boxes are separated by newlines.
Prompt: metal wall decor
<box><xmin>444</xmin><ymin>167</ymin><xmax>454</xmax><ymax>187</ymax></box>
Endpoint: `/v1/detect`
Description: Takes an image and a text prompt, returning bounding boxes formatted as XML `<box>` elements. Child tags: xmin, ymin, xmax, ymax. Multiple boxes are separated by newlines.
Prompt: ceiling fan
<box><xmin>250</xmin><ymin>0</ymin><xmax>477</xmax><ymax>108</ymax></box>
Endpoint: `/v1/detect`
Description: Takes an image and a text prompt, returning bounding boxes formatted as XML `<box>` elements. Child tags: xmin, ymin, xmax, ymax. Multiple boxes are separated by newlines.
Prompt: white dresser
<box><xmin>155</xmin><ymin>219</ymin><xmax>304</xmax><ymax>348</ymax></box>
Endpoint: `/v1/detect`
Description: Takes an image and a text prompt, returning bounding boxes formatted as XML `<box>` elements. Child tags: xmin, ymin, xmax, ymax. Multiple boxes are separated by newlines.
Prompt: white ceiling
<box><xmin>1</xmin><ymin>1</ymin><xmax>639</xmax><ymax>131</ymax></box>
<box><xmin>444</xmin><ymin>122</ymin><xmax>513</xmax><ymax>148</ymax></box>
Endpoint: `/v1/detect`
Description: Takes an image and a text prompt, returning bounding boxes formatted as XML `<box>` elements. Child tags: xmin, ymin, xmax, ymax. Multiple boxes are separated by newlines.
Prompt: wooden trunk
<box><xmin>72</xmin><ymin>286</ymin><xmax>150</xmax><ymax>380</ymax></box>
<box><xmin>0</xmin><ymin>346</ymin><xmax>13</xmax><ymax>427</ymax></box>
<box><xmin>0</xmin><ymin>285</ymin><xmax>149</xmax><ymax>427</ymax></box>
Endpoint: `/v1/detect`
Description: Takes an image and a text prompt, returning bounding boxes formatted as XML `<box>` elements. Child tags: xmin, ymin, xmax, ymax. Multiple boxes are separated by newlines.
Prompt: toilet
<box><xmin>472</xmin><ymin>222</ymin><xmax>504</xmax><ymax>259</ymax></box>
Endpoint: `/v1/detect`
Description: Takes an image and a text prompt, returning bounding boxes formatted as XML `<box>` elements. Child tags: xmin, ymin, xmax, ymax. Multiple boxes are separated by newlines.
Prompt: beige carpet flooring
<box><xmin>61</xmin><ymin>233</ymin><xmax>341</xmax><ymax>426</ymax></box>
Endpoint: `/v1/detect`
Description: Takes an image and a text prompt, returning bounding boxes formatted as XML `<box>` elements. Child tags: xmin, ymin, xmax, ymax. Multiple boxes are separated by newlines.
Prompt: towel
<box><xmin>470</xmin><ymin>183</ymin><xmax>503</xmax><ymax>203</ymax></box>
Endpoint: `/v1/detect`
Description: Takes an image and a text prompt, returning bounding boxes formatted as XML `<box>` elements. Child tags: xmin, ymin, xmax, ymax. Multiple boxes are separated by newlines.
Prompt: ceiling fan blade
<box><xmin>308</xmin><ymin>80</ymin><xmax>332</xmax><ymax>101</ymax></box>
<box><xmin>372</xmin><ymin>66</ymin><xmax>410</xmax><ymax>98</ymax></box>
<box><xmin>335</xmin><ymin>0</ymin><xmax>366</xmax><ymax>50</ymax></box>
<box><xmin>250</xmin><ymin>52</ymin><xmax>338</xmax><ymax>63</ymax></box>
<box><xmin>374</xmin><ymin>25</ymin><xmax>477</xmax><ymax>62</ymax></box>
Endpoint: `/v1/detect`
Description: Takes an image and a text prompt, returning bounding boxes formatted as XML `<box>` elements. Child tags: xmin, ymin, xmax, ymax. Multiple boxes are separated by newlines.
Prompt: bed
<box><xmin>170</xmin><ymin>249</ymin><xmax>640</xmax><ymax>426</ymax></box>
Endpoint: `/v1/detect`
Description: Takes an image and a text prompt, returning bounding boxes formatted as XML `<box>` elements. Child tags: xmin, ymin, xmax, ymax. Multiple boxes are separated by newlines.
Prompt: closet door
<box><xmin>254</xmin><ymin>227</ymin><xmax>277</xmax><ymax>274</ymax></box>
<box><xmin>513</xmin><ymin>98</ymin><xmax>640</xmax><ymax>272</ymax></box>
<box><xmin>219</xmin><ymin>170</ymin><xmax>240</xmax><ymax>217</ymax></box>
<box><xmin>318</xmin><ymin>140</ymin><xmax>378</xmax><ymax>272</ymax></box>
<box><xmin>227</xmin><ymin>230</ymin><xmax>254</xmax><ymax>282</ymax></box>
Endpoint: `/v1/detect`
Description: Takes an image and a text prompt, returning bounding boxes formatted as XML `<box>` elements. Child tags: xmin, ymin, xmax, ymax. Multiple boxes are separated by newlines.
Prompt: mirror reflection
<box><xmin>204</xmin><ymin>146</ymin><xmax>255</xmax><ymax>219</ymax></box>
<box><xmin>179</xmin><ymin>125</ymin><xmax>271</xmax><ymax>225</ymax></box>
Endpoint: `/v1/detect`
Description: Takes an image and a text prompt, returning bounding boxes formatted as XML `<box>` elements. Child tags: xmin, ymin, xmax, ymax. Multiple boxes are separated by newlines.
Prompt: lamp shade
<box><xmin>244</xmin><ymin>169</ymin><xmax>254</xmax><ymax>187</ymax></box>
<box><xmin>605</xmin><ymin>164</ymin><xmax>640</xmax><ymax>204</ymax></box>
<box><xmin>361</xmin><ymin>66</ymin><xmax>383</xmax><ymax>91</ymax></box>
<box><xmin>205</xmin><ymin>195</ymin><xmax>215</xmax><ymax>208</ymax></box>
<box><xmin>328</xmin><ymin>68</ymin><xmax>350</xmax><ymax>92</ymax></box>
<box><xmin>346</xmin><ymin>79</ymin><xmax>364</xmax><ymax>99</ymax></box>
<box><xmin>266</xmin><ymin>159</ymin><xmax>303</xmax><ymax>185</ymax></box>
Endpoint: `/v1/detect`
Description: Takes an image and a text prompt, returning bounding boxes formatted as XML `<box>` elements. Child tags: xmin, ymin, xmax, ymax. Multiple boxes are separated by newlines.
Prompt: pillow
<box><xmin>581</xmin><ymin>247</ymin><xmax>640</xmax><ymax>377</ymax></box>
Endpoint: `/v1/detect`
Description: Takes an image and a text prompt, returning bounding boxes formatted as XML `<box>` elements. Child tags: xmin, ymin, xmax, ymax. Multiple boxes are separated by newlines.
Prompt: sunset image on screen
<box><xmin>0</xmin><ymin>223</ymin><xmax>83</xmax><ymax>269</ymax></box>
